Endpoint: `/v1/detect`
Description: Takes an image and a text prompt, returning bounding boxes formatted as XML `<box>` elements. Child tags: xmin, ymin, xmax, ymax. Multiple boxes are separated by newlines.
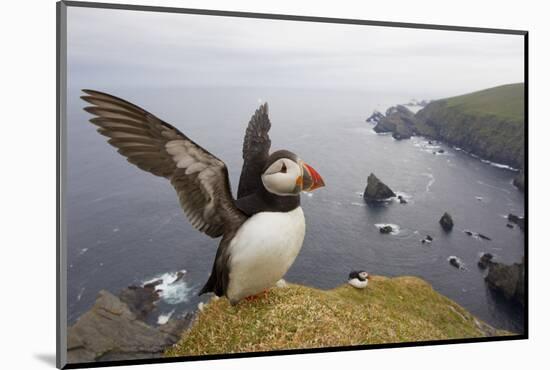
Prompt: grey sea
<box><xmin>66</xmin><ymin>86</ymin><xmax>525</xmax><ymax>333</ymax></box>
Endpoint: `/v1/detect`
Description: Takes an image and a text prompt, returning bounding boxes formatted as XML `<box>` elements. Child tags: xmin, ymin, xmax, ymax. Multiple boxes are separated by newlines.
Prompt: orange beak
<box><xmin>301</xmin><ymin>162</ymin><xmax>325</xmax><ymax>192</ymax></box>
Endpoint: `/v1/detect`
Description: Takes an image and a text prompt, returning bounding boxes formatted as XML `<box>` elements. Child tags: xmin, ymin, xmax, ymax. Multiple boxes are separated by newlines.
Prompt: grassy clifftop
<box><xmin>442</xmin><ymin>83</ymin><xmax>524</xmax><ymax>122</ymax></box>
<box><xmin>165</xmin><ymin>276</ymin><xmax>508</xmax><ymax>357</ymax></box>
<box><xmin>416</xmin><ymin>83</ymin><xmax>525</xmax><ymax>168</ymax></box>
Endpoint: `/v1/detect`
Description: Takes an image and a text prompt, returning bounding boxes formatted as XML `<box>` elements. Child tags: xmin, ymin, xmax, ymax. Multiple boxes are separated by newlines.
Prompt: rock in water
<box><xmin>478</xmin><ymin>253</ymin><xmax>494</xmax><ymax>269</ymax></box>
<box><xmin>364</xmin><ymin>173</ymin><xmax>396</xmax><ymax>202</ymax></box>
<box><xmin>439</xmin><ymin>212</ymin><xmax>454</xmax><ymax>231</ymax></box>
<box><xmin>173</xmin><ymin>270</ymin><xmax>187</xmax><ymax>283</ymax></box>
<box><xmin>485</xmin><ymin>258</ymin><xmax>525</xmax><ymax>306</ymax></box>
<box><xmin>448</xmin><ymin>256</ymin><xmax>463</xmax><ymax>269</ymax></box>
<box><xmin>366</xmin><ymin>110</ymin><xmax>384</xmax><ymax>124</ymax></box>
<box><xmin>118</xmin><ymin>284</ymin><xmax>160</xmax><ymax>321</ymax></box>
<box><xmin>508</xmin><ymin>213</ymin><xmax>525</xmax><ymax>231</ymax></box>
<box><xmin>373</xmin><ymin>105</ymin><xmax>418</xmax><ymax>140</ymax></box>
<box><xmin>513</xmin><ymin>170</ymin><xmax>524</xmax><ymax>192</ymax></box>
<box><xmin>379</xmin><ymin>225</ymin><xmax>393</xmax><ymax>234</ymax></box>
<box><xmin>397</xmin><ymin>195</ymin><xmax>408</xmax><ymax>204</ymax></box>
<box><xmin>477</xmin><ymin>233</ymin><xmax>492</xmax><ymax>241</ymax></box>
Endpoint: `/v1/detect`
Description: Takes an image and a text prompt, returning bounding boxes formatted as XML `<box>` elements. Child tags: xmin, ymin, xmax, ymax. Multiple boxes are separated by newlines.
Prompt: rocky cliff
<box><xmin>415</xmin><ymin>83</ymin><xmax>524</xmax><ymax>170</ymax></box>
<box><xmin>67</xmin><ymin>282</ymin><xmax>193</xmax><ymax>364</ymax></box>
<box><xmin>366</xmin><ymin>84</ymin><xmax>525</xmax><ymax>187</ymax></box>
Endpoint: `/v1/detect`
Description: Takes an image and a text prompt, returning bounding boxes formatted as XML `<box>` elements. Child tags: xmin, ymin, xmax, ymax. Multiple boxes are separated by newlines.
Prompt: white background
<box><xmin>0</xmin><ymin>0</ymin><xmax>546</xmax><ymax>369</ymax></box>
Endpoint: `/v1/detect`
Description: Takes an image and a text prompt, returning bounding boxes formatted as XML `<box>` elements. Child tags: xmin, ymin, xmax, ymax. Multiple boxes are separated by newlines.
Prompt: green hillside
<box><xmin>416</xmin><ymin>83</ymin><xmax>525</xmax><ymax>169</ymax></box>
<box><xmin>443</xmin><ymin>83</ymin><xmax>524</xmax><ymax>123</ymax></box>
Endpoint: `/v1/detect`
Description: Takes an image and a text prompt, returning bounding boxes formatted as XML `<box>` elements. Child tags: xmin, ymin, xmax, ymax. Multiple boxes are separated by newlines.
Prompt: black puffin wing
<box><xmin>81</xmin><ymin>89</ymin><xmax>246</xmax><ymax>238</ymax></box>
<box><xmin>237</xmin><ymin>103</ymin><xmax>271</xmax><ymax>198</ymax></box>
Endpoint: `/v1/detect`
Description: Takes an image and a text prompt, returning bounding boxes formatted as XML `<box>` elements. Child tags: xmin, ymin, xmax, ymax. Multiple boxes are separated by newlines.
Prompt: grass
<box><xmin>165</xmin><ymin>276</ymin><xmax>510</xmax><ymax>357</ymax></box>
<box><xmin>442</xmin><ymin>83</ymin><xmax>524</xmax><ymax>123</ymax></box>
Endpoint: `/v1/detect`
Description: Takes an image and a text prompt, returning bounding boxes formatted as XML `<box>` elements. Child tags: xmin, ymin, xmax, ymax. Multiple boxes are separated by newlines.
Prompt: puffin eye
<box><xmin>280</xmin><ymin>162</ymin><xmax>287</xmax><ymax>173</ymax></box>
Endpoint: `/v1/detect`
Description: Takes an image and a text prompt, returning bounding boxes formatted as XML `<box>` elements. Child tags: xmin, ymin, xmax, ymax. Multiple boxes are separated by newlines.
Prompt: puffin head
<box><xmin>349</xmin><ymin>270</ymin><xmax>370</xmax><ymax>281</ymax></box>
<box><xmin>261</xmin><ymin>150</ymin><xmax>325</xmax><ymax>196</ymax></box>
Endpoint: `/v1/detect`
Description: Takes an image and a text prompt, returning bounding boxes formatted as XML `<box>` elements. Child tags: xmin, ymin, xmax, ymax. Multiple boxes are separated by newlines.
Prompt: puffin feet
<box><xmin>244</xmin><ymin>289</ymin><xmax>270</xmax><ymax>302</ymax></box>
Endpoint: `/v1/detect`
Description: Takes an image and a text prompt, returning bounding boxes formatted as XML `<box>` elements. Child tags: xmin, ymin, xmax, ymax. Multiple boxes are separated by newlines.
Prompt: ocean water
<box><xmin>66</xmin><ymin>86</ymin><xmax>525</xmax><ymax>333</ymax></box>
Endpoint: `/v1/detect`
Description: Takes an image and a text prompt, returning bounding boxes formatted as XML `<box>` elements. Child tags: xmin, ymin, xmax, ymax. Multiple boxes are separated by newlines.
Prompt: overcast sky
<box><xmin>67</xmin><ymin>7</ymin><xmax>524</xmax><ymax>97</ymax></box>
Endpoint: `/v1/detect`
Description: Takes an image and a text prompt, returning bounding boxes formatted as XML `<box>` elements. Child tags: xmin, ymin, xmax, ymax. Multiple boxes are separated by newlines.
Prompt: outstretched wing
<box><xmin>237</xmin><ymin>103</ymin><xmax>272</xmax><ymax>198</ymax></box>
<box><xmin>81</xmin><ymin>89</ymin><xmax>246</xmax><ymax>238</ymax></box>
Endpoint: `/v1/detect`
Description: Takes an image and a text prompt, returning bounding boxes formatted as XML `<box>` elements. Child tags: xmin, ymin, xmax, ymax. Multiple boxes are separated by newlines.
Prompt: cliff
<box><xmin>415</xmin><ymin>83</ymin><xmax>524</xmax><ymax>169</ymax></box>
<box><xmin>368</xmin><ymin>84</ymin><xmax>525</xmax><ymax>173</ymax></box>
<box><xmin>165</xmin><ymin>276</ymin><xmax>509</xmax><ymax>357</ymax></box>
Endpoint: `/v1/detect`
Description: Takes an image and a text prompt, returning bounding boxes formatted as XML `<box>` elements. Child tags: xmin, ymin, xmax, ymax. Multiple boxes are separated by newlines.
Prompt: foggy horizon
<box><xmin>67</xmin><ymin>7</ymin><xmax>524</xmax><ymax>99</ymax></box>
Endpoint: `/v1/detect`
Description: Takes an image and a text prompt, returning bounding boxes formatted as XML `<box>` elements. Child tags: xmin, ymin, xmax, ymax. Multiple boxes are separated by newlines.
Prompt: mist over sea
<box><xmin>66</xmin><ymin>86</ymin><xmax>524</xmax><ymax>332</ymax></box>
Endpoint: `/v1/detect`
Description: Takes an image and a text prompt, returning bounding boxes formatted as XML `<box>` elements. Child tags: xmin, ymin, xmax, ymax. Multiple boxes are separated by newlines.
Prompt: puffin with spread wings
<box><xmin>81</xmin><ymin>90</ymin><xmax>325</xmax><ymax>305</ymax></box>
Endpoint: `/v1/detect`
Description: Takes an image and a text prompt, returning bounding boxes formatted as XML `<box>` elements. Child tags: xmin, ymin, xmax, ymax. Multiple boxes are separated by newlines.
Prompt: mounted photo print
<box><xmin>56</xmin><ymin>1</ymin><xmax>528</xmax><ymax>368</ymax></box>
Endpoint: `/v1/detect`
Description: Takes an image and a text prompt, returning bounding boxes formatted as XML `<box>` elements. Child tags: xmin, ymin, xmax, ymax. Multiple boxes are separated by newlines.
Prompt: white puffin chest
<box><xmin>226</xmin><ymin>207</ymin><xmax>306</xmax><ymax>303</ymax></box>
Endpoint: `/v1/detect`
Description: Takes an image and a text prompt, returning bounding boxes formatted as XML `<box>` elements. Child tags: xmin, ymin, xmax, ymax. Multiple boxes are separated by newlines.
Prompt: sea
<box><xmin>66</xmin><ymin>86</ymin><xmax>525</xmax><ymax>333</ymax></box>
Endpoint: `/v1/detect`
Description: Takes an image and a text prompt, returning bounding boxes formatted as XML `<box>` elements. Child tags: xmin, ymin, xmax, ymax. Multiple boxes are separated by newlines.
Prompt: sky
<box><xmin>67</xmin><ymin>6</ymin><xmax>524</xmax><ymax>98</ymax></box>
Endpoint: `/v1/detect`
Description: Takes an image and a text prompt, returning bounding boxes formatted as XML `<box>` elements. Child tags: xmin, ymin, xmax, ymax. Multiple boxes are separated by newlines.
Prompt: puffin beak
<box><xmin>301</xmin><ymin>162</ymin><xmax>325</xmax><ymax>192</ymax></box>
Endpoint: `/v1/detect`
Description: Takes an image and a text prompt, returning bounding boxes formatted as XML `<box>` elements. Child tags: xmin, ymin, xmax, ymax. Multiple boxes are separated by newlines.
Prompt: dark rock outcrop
<box><xmin>477</xmin><ymin>233</ymin><xmax>492</xmax><ymax>241</ymax></box>
<box><xmin>421</xmin><ymin>235</ymin><xmax>433</xmax><ymax>244</ymax></box>
<box><xmin>508</xmin><ymin>213</ymin><xmax>525</xmax><ymax>231</ymax></box>
<box><xmin>67</xmin><ymin>284</ymin><xmax>194</xmax><ymax>363</ymax></box>
<box><xmin>174</xmin><ymin>270</ymin><xmax>187</xmax><ymax>283</ymax></box>
<box><xmin>448</xmin><ymin>256</ymin><xmax>464</xmax><ymax>270</ymax></box>
<box><xmin>372</xmin><ymin>105</ymin><xmax>420</xmax><ymax>140</ymax></box>
<box><xmin>439</xmin><ymin>212</ymin><xmax>454</xmax><ymax>231</ymax></box>
<box><xmin>364</xmin><ymin>173</ymin><xmax>396</xmax><ymax>202</ymax></box>
<box><xmin>119</xmin><ymin>283</ymin><xmax>161</xmax><ymax>321</ymax></box>
<box><xmin>379</xmin><ymin>225</ymin><xmax>393</xmax><ymax>234</ymax></box>
<box><xmin>513</xmin><ymin>170</ymin><xmax>524</xmax><ymax>192</ymax></box>
<box><xmin>485</xmin><ymin>258</ymin><xmax>525</xmax><ymax>306</ymax></box>
<box><xmin>478</xmin><ymin>253</ymin><xmax>494</xmax><ymax>269</ymax></box>
<box><xmin>366</xmin><ymin>110</ymin><xmax>384</xmax><ymax>124</ymax></box>
<box><xmin>463</xmin><ymin>230</ymin><xmax>491</xmax><ymax>240</ymax></box>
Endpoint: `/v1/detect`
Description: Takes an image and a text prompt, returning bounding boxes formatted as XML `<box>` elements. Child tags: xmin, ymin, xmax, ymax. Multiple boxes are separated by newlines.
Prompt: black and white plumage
<box><xmin>348</xmin><ymin>270</ymin><xmax>370</xmax><ymax>289</ymax></box>
<box><xmin>82</xmin><ymin>90</ymin><xmax>325</xmax><ymax>305</ymax></box>
<box><xmin>237</xmin><ymin>103</ymin><xmax>271</xmax><ymax>199</ymax></box>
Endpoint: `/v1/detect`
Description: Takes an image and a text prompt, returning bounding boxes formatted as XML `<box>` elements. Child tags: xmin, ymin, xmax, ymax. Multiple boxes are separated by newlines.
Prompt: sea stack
<box><xmin>508</xmin><ymin>213</ymin><xmax>525</xmax><ymax>231</ymax></box>
<box><xmin>364</xmin><ymin>173</ymin><xmax>396</xmax><ymax>203</ymax></box>
<box><xmin>439</xmin><ymin>212</ymin><xmax>454</xmax><ymax>231</ymax></box>
<box><xmin>478</xmin><ymin>253</ymin><xmax>494</xmax><ymax>269</ymax></box>
<box><xmin>379</xmin><ymin>225</ymin><xmax>393</xmax><ymax>234</ymax></box>
<box><xmin>485</xmin><ymin>258</ymin><xmax>525</xmax><ymax>306</ymax></box>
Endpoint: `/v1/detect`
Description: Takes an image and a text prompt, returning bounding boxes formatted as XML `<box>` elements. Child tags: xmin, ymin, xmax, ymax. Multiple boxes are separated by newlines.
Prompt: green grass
<box><xmin>165</xmin><ymin>276</ymin><xmax>510</xmax><ymax>357</ymax></box>
<box><xmin>441</xmin><ymin>83</ymin><xmax>524</xmax><ymax>123</ymax></box>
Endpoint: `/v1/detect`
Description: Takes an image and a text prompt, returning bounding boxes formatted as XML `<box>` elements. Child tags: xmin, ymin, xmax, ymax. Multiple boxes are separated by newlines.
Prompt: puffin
<box><xmin>348</xmin><ymin>270</ymin><xmax>370</xmax><ymax>289</ymax></box>
<box><xmin>81</xmin><ymin>90</ymin><xmax>325</xmax><ymax>305</ymax></box>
